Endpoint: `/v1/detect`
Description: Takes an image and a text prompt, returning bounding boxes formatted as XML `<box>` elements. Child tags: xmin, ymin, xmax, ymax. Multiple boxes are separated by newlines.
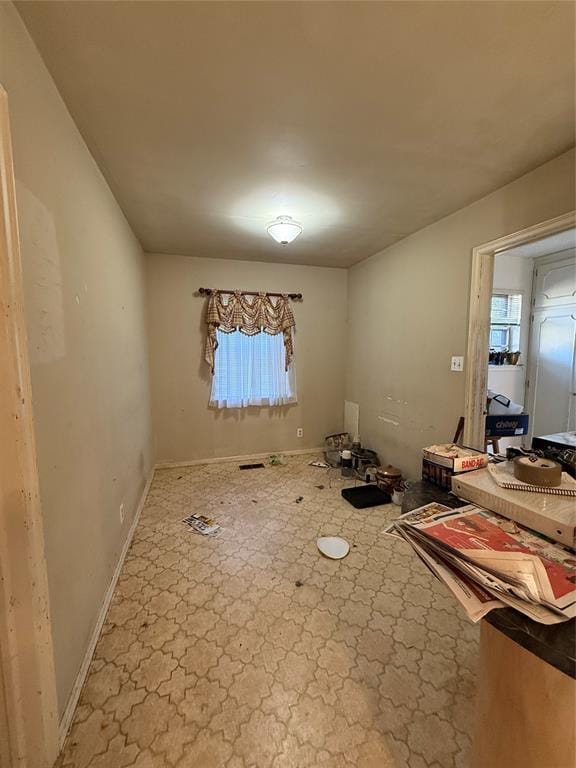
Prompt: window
<box><xmin>490</xmin><ymin>292</ymin><xmax>522</xmax><ymax>351</ymax></box>
<box><xmin>210</xmin><ymin>330</ymin><xmax>297</xmax><ymax>408</ymax></box>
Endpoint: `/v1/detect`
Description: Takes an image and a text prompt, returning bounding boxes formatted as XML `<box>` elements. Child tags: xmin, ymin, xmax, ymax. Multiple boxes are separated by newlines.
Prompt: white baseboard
<box><xmin>155</xmin><ymin>446</ymin><xmax>324</xmax><ymax>470</ymax></box>
<box><xmin>58</xmin><ymin>467</ymin><xmax>155</xmax><ymax>748</ymax></box>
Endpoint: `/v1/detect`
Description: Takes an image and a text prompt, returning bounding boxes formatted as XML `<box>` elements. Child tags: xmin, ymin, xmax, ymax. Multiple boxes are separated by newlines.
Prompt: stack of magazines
<box><xmin>386</xmin><ymin>503</ymin><xmax>576</xmax><ymax>624</ymax></box>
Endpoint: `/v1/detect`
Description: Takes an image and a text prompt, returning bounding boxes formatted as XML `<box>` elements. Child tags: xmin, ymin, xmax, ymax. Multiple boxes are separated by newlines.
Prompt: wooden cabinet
<box><xmin>471</xmin><ymin>622</ymin><xmax>575</xmax><ymax>768</ymax></box>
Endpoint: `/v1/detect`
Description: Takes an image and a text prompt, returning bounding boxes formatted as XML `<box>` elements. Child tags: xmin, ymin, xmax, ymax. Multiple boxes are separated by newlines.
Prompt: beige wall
<box><xmin>346</xmin><ymin>149</ymin><xmax>575</xmax><ymax>478</ymax></box>
<box><xmin>1</xmin><ymin>3</ymin><xmax>153</xmax><ymax>716</ymax></box>
<box><xmin>146</xmin><ymin>254</ymin><xmax>347</xmax><ymax>461</ymax></box>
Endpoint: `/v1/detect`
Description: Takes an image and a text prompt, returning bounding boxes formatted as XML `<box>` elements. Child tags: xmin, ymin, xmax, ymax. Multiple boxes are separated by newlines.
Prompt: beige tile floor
<box><xmin>57</xmin><ymin>456</ymin><xmax>479</xmax><ymax>768</ymax></box>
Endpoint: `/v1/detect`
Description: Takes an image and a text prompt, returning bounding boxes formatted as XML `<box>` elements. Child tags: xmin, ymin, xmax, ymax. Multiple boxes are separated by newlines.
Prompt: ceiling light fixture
<box><xmin>266</xmin><ymin>215</ymin><xmax>303</xmax><ymax>245</ymax></box>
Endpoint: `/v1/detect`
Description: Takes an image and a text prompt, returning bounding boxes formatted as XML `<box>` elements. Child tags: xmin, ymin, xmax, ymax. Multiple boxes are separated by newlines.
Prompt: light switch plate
<box><xmin>451</xmin><ymin>356</ymin><xmax>464</xmax><ymax>372</ymax></box>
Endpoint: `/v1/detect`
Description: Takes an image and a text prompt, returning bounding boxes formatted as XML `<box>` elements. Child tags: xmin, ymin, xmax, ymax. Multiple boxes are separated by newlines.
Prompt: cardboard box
<box><xmin>485</xmin><ymin>413</ymin><xmax>529</xmax><ymax>437</ymax></box>
<box><xmin>452</xmin><ymin>466</ymin><xmax>576</xmax><ymax>548</ymax></box>
<box><xmin>422</xmin><ymin>445</ymin><xmax>489</xmax><ymax>490</ymax></box>
<box><xmin>422</xmin><ymin>445</ymin><xmax>489</xmax><ymax>473</ymax></box>
<box><xmin>422</xmin><ymin>459</ymin><xmax>454</xmax><ymax>490</ymax></box>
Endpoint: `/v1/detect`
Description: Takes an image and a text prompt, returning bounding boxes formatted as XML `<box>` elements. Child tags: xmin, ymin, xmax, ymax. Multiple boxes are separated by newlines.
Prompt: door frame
<box><xmin>0</xmin><ymin>85</ymin><xmax>59</xmax><ymax>766</ymax></box>
<box><xmin>463</xmin><ymin>210</ymin><xmax>576</xmax><ymax>449</ymax></box>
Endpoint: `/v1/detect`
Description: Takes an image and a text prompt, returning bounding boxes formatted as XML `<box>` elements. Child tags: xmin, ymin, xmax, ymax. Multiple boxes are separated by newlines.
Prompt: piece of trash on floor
<box><xmin>309</xmin><ymin>460</ymin><xmax>329</xmax><ymax>468</ymax></box>
<box><xmin>315</xmin><ymin>484</ymin><xmax>325</xmax><ymax>490</ymax></box>
<box><xmin>182</xmin><ymin>514</ymin><xmax>222</xmax><ymax>537</ymax></box>
<box><xmin>295</xmin><ymin>580</ymin><xmax>304</xmax><ymax>587</ymax></box>
<box><xmin>269</xmin><ymin>454</ymin><xmax>286</xmax><ymax>466</ymax></box>
<box><xmin>295</xmin><ymin>496</ymin><xmax>304</xmax><ymax>504</ymax></box>
<box><xmin>239</xmin><ymin>462</ymin><xmax>265</xmax><ymax>470</ymax></box>
<box><xmin>317</xmin><ymin>536</ymin><xmax>350</xmax><ymax>559</ymax></box>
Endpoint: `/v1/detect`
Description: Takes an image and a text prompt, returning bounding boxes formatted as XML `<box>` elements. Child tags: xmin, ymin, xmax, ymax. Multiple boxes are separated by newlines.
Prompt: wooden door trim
<box><xmin>0</xmin><ymin>85</ymin><xmax>59</xmax><ymax>767</ymax></box>
<box><xmin>463</xmin><ymin>211</ymin><xmax>576</xmax><ymax>449</ymax></box>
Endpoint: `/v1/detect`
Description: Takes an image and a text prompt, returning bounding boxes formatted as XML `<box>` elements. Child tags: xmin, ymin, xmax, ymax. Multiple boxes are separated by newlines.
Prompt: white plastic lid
<box><xmin>317</xmin><ymin>536</ymin><xmax>350</xmax><ymax>560</ymax></box>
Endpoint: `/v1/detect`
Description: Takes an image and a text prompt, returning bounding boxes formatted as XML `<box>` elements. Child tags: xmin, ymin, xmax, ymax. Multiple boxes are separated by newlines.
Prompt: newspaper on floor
<box><xmin>182</xmin><ymin>513</ymin><xmax>222</xmax><ymax>537</ymax></box>
<box><xmin>390</xmin><ymin>503</ymin><xmax>576</xmax><ymax>624</ymax></box>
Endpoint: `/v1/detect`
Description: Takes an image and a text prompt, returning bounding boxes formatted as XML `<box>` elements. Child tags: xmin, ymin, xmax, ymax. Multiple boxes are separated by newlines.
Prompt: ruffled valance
<box><xmin>205</xmin><ymin>291</ymin><xmax>295</xmax><ymax>373</ymax></box>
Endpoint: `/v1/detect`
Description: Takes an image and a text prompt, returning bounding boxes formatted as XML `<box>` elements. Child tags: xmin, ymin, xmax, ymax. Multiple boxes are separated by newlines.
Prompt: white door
<box><xmin>525</xmin><ymin>250</ymin><xmax>576</xmax><ymax>440</ymax></box>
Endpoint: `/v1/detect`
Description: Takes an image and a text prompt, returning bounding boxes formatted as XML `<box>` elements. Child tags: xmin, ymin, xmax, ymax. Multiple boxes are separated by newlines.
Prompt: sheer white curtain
<box><xmin>210</xmin><ymin>329</ymin><xmax>297</xmax><ymax>408</ymax></box>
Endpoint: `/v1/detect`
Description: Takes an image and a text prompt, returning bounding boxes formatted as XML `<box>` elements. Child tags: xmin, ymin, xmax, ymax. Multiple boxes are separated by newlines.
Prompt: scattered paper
<box><xmin>182</xmin><ymin>514</ymin><xmax>222</xmax><ymax>537</ymax></box>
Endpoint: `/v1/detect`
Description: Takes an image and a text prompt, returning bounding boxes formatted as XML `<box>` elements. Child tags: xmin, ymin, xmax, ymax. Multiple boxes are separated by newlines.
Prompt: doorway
<box><xmin>463</xmin><ymin>211</ymin><xmax>576</xmax><ymax>450</ymax></box>
<box><xmin>485</xmin><ymin>230</ymin><xmax>576</xmax><ymax>451</ymax></box>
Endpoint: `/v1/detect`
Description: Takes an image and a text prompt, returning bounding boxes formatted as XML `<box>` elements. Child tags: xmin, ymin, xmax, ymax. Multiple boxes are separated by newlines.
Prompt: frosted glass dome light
<box><xmin>266</xmin><ymin>215</ymin><xmax>303</xmax><ymax>245</ymax></box>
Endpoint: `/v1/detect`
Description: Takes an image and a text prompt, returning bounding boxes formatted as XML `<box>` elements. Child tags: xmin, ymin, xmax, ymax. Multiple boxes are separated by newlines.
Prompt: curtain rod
<box><xmin>198</xmin><ymin>287</ymin><xmax>303</xmax><ymax>300</ymax></box>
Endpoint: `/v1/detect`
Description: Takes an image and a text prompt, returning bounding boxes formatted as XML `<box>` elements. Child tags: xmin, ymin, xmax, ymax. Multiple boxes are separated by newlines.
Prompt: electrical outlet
<box><xmin>450</xmin><ymin>356</ymin><xmax>464</xmax><ymax>372</ymax></box>
<box><xmin>297</xmin><ymin>428</ymin><xmax>303</xmax><ymax>438</ymax></box>
<box><xmin>119</xmin><ymin>503</ymin><xmax>125</xmax><ymax>524</ymax></box>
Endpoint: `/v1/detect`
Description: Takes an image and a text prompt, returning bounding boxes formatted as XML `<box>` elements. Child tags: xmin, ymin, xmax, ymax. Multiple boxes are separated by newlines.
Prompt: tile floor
<box><xmin>57</xmin><ymin>456</ymin><xmax>479</xmax><ymax>768</ymax></box>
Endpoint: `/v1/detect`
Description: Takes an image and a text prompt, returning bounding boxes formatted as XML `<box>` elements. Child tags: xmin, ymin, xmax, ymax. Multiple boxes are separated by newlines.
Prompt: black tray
<box><xmin>341</xmin><ymin>484</ymin><xmax>390</xmax><ymax>509</ymax></box>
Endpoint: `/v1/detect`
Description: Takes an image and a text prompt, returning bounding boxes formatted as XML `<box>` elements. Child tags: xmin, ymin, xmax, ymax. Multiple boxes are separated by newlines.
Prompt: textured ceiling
<box><xmin>17</xmin><ymin>1</ymin><xmax>576</xmax><ymax>267</ymax></box>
